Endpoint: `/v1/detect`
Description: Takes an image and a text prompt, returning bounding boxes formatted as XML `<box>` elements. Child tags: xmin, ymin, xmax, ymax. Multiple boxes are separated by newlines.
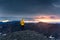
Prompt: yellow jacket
<box><xmin>20</xmin><ymin>18</ymin><xmax>25</xmax><ymax>26</ymax></box>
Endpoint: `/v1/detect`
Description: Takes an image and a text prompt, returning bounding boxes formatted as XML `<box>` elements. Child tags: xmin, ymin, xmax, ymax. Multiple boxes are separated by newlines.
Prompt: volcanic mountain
<box><xmin>0</xmin><ymin>21</ymin><xmax>60</xmax><ymax>38</ymax></box>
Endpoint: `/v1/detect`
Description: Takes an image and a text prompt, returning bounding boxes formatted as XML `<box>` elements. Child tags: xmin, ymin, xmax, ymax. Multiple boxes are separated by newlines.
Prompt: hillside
<box><xmin>0</xmin><ymin>21</ymin><xmax>60</xmax><ymax>38</ymax></box>
<box><xmin>2</xmin><ymin>30</ymin><xmax>48</xmax><ymax>40</ymax></box>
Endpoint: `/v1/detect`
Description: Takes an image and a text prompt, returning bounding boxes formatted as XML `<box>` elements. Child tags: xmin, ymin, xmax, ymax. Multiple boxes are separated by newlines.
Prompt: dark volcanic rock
<box><xmin>2</xmin><ymin>30</ymin><xmax>48</xmax><ymax>40</ymax></box>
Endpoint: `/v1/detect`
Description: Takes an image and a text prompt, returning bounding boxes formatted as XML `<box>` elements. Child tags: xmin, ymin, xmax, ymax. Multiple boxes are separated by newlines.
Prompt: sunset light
<box><xmin>34</xmin><ymin>15</ymin><xmax>60</xmax><ymax>23</ymax></box>
<box><xmin>34</xmin><ymin>19</ymin><xmax>60</xmax><ymax>23</ymax></box>
<box><xmin>24</xmin><ymin>15</ymin><xmax>60</xmax><ymax>23</ymax></box>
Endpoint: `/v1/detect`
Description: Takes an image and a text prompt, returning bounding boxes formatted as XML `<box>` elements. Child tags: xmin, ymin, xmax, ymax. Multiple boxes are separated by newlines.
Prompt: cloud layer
<box><xmin>0</xmin><ymin>0</ymin><xmax>60</xmax><ymax>17</ymax></box>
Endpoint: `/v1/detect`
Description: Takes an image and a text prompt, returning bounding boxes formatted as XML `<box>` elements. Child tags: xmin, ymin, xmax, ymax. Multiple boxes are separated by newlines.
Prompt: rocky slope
<box><xmin>2</xmin><ymin>30</ymin><xmax>48</xmax><ymax>40</ymax></box>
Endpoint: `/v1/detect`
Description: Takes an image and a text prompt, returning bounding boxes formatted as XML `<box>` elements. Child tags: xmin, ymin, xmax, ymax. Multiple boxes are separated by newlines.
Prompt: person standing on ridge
<box><xmin>20</xmin><ymin>18</ymin><xmax>25</xmax><ymax>30</ymax></box>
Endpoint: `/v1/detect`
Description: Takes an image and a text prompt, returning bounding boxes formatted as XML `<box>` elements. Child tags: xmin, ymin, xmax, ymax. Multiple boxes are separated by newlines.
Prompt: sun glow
<box><xmin>34</xmin><ymin>19</ymin><xmax>60</xmax><ymax>23</ymax></box>
<box><xmin>34</xmin><ymin>15</ymin><xmax>60</xmax><ymax>23</ymax></box>
<box><xmin>24</xmin><ymin>15</ymin><xmax>60</xmax><ymax>23</ymax></box>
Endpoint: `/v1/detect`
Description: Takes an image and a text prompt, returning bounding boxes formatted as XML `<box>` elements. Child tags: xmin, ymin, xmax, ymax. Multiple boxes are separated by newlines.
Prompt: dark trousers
<box><xmin>21</xmin><ymin>26</ymin><xmax>24</xmax><ymax>30</ymax></box>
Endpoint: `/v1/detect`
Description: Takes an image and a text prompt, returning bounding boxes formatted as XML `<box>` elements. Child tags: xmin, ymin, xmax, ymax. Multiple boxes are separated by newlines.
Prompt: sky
<box><xmin>0</xmin><ymin>0</ymin><xmax>60</xmax><ymax>17</ymax></box>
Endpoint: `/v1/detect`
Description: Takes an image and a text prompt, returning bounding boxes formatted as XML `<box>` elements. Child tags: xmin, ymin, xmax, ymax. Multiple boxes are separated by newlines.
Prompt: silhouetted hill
<box><xmin>0</xmin><ymin>21</ymin><xmax>60</xmax><ymax>38</ymax></box>
<box><xmin>36</xmin><ymin>22</ymin><xmax>60</xmax><ymax>38</ymax></box>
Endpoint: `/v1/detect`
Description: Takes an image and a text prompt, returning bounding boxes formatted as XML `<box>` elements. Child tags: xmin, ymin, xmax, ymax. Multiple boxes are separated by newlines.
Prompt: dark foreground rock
<box><xmin>2</xmin><ymin>30</ymin><xmax>48</xmax><ymax>40</ymax></box>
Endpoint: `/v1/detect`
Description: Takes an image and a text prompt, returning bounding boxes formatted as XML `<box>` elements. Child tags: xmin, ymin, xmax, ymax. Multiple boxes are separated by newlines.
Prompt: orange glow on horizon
<box><xmin>33</xmin><ymin>15</ymin><xmax>60</xmax><ymax>23</ymax></box>
<box><xmin>24</xmin><ymin>15</ymin><xmax>60</xmax><ymax>23</ymax></box>
<box><xmin>34</xmin><ymin>15</ymin><xmax>59</xmax><ymax>19</ymax></box>
<box><xmin>34</xmin><ymin>19</ymin><xmax>60</xmax><ymax>23</ymax></box>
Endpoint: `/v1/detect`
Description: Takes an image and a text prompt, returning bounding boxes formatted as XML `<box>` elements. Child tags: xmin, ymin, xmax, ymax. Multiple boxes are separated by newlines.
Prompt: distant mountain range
<box><xmin>0</xmin><ymin>17</ymin><xmax>33</xmax><ymax>21</ymax></box>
